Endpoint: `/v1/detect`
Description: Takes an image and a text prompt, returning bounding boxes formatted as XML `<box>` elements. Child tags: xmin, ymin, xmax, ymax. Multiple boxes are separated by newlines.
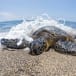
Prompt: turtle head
<box><xmin>29</xmin><ymin>37</ymin><xmax>47</xmax><ymax>55</ymax></box>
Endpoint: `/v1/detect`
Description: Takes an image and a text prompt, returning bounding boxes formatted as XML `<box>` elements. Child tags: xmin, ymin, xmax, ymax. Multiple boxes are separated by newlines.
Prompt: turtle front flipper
<box><xmin>54</xmin><ymin>40</ymin><xmax>76</xmax><ymax>56</ymax></box>
<box><xmin>1</xmin><ymin>38</ymin><xmax>29</xmax><ymax>49</ymax></box>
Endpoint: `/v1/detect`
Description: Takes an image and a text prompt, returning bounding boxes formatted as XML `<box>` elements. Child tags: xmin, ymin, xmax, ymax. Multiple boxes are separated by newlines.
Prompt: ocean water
<box><xmin>59</xmin><ymin>20</ymin><xmax>76</xmax><ymax>28</ymax></box>
<box><xmin>0</xmin><ymin>19</ymin><xmax>76</xmax><ymax>33</ymax></box>
<box><xmin>0</xmin><ymin>15</ymin><xmax>76</xmax><ymax>47</ymax></box>
<box><xmin>0</xmin><ymin>20</ymin><xmax>23</xmax><ymax>32</ymax></box>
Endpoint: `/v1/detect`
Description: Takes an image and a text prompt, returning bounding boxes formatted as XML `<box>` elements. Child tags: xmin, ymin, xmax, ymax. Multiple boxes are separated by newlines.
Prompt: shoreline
<box><xmin>0</xmin><ymin>49</ymin><xmax>76</xmax><ymax>76</ymax></box>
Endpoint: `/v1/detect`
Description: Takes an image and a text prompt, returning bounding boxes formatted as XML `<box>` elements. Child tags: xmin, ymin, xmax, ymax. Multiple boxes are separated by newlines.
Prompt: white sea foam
<box><xmin>0</xmin><ymin>14</ymin><xmax>76</xmax><ymax>47</ymax></box>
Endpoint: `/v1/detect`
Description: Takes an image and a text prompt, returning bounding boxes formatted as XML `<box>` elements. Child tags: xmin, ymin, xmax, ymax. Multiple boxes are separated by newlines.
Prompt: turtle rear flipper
<box><xmin>54</xmin><ymin>40</ymin><xmax>76</xmax><ymax>56</ymax></box>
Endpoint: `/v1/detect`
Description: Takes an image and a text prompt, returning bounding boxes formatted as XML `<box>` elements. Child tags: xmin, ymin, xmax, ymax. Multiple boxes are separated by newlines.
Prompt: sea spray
<box><xmin>0</xmin><ymin>14</ymin><xmax>76</xmax><ymax>48</ymax></box>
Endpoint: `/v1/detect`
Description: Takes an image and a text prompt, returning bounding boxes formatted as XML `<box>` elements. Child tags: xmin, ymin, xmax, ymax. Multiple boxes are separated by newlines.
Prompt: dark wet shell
<box><xmin>33</xmin><ymin>26</ymin><xmax>69</xmax><ymax>37</ymax></box>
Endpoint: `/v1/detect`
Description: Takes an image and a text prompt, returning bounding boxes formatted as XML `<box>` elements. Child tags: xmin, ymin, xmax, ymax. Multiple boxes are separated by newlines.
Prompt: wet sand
<box><xmin>0</xmin><ymin>49</ymin><xmax>76</xmax><ymax>76</ymax></box>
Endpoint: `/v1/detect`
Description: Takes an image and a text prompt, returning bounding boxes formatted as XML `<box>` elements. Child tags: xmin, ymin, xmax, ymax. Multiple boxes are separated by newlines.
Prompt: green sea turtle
<box><xmin>1</xmin><ymin>26</ymin><xmax>76</xmax><ymax>55</ymax></box>
<box><xmin>29</xmin><ymin>26</ymin><xmax>75</xmax><ymax>55</ymax></box>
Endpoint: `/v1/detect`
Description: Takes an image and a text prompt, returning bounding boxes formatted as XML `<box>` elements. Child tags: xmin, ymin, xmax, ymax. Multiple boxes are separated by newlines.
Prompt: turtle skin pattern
<box><xmin>29</xmin><ymin>37</ymin><xmax>47</xmax><ymax>55</ymax></box>
<box><xmin>54</xmin><ymin>40</ymin><xmax>76</xmax><ymax>55</ymax></box>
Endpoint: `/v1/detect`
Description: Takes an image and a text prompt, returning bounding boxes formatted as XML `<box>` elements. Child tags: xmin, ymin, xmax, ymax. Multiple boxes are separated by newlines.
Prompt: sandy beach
<box><xmin>0</xmin><ymin>49</ymin><xmax>76</xmax><ymax>76</ymax></box>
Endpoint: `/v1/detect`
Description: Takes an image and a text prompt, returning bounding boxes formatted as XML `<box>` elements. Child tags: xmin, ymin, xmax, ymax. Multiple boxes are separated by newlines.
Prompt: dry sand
<box><xmin>0</xmin><ymin>49</ymin><xmax>76</xmax><ymax>76</ymax></box>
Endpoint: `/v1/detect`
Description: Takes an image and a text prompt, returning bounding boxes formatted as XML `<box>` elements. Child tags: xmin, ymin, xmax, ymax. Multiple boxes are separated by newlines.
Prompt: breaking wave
<box><xmin>0</xmin><ymin>14</ymin><xmax>76</xmax><ymax>48</ymax></box>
